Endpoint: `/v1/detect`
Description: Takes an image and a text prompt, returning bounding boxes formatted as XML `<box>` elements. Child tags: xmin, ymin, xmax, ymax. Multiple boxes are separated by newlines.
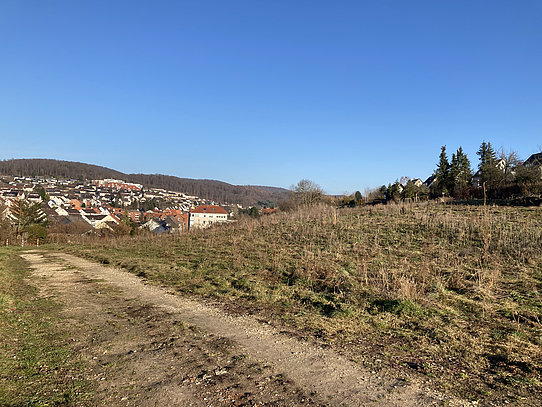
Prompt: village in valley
<box><xmin>0</xmin><ymin>176</ymin><xmax>239</xmax><ymax>239</ymax></box>
<box><xmin>2</xmin><ymin>148</ymin><xmax>541</xmax><ymax>243</ymax></box>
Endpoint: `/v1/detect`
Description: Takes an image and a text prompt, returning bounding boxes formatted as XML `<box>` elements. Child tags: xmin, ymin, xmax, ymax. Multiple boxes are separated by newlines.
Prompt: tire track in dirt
<box><xmin>22</xmin><ymin>251</ymin><xmax>469</xmax><ymax>407</ymax></box>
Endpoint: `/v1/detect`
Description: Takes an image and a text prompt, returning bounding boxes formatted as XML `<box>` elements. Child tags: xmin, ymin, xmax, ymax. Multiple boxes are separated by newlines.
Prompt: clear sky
<box><xmin>1</xmin><ymin>1</ymin><xmax>541</xmax><ymax>194</ymax></box>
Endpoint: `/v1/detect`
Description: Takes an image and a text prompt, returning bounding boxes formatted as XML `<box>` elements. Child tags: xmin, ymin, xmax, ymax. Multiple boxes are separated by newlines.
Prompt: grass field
<box><xmin>0</xmin><ymin>247</ymin><xmax>92</xmax><ymax>406</ymax></box>
<box><xmin>56</xmin><ymin>202</ymin><xmax>542</xmax><ymax>404</ymax></box>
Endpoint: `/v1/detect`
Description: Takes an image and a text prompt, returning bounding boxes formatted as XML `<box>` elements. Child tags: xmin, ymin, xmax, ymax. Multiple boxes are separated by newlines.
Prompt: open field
<box><xmin>20</xmin><ymin>250</ymin><xmax>447</xmax><ymax>406</ymax></box>
<box><xmin>53</xmin><ymin>202</ymin><xmax>542</xmax><ymax>405</ymax></box>
<box><xmin>18</xmin><ymin>251</ymin><xmax>336</xmax><ymax>407</ymax></box>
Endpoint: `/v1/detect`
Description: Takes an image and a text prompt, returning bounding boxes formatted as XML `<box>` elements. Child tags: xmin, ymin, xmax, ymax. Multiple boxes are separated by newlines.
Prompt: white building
<box><xmin>189</xmin><ymin>205</ymin><xmax>228</xmax><ymax>230</ymax></box>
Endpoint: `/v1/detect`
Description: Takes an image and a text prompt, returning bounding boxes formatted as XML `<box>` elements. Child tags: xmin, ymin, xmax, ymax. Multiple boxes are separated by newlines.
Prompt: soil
<box><xmin>20</xmin><ymin>250</ymin><xmax>472</xmax><ymax>406</ymax></box>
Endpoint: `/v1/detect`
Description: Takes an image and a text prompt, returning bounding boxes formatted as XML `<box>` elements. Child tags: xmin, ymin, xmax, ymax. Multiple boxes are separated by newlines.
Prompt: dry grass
<box><xmin>52</xmin><ymin>202</ymin><xmax>542</xmax><ymax>404</ymax></box>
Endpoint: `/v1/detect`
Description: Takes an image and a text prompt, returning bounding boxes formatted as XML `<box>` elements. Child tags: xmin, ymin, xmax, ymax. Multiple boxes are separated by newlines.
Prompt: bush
<box><xmin>0</xmin><ymin>219</ymin><xmax>15</xmax><ymax>244</ymax></box>
<box><xmin>25</xmin><ymin>224</ymin><xmax>47</xmax><ymax>243</ymax></box>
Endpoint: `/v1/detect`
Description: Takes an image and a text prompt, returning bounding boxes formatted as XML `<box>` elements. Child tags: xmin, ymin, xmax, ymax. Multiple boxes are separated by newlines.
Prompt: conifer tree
<box><xmin>402</xmin><ymin>180</ymin><xmax>417</xmax><ymax>199</ymax></box>
<box><xmin>450</xmin><ymin>147</ymin><xmax>472</xmax><ymax>197</ymax></box>
<box><xmin>477</xmin><ymin>142</ymin><xmax>497</xmax><ymax>168</ymax></box>
<box><xmin>354</xmin><ymin>190</ymin><xmax>362</xmax><ymax>204</ymax></box>
<box><xmin>433</xmin><ymin>146</ymin><xmax>451</xmax><ymax>196</ymax></box>
<box><xmin>477</xmin><ymin>141</ymin><xmax>500</xmax><ymax>187</ymax></box>
<box><xmin>387</xmin><ymin>181</ymin><xmax>402</xmax><ymax>202</ymax></box>
<box><xmin>9</xmin><ymin>199</ymin><xmax>48</xmax><ymax>237</ymax></box>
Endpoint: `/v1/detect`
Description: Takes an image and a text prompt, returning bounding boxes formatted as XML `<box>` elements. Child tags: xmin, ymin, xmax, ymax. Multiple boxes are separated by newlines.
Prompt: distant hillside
<box><xmin>0</xmin><ymin>159</ymin><xmax>290</xmax><ymax>206</ymax></box>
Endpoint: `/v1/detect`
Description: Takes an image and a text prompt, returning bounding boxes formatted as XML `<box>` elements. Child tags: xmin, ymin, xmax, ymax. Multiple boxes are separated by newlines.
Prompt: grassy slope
<box><xmin>0</xmin><ymin>247</ymin><xmax>92</xmax><ymax>406</ymax></box>
<box><xmin>58</xmin><ymin>203</ymin><xmax>542</xmax><ymax>404</ymax></box>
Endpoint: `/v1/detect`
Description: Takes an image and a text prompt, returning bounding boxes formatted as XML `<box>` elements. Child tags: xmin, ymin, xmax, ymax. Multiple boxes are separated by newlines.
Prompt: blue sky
<box><xmin>1</xmin><ymin>1</ymin><xmax>541</xmax><ymax>194</ymax></box>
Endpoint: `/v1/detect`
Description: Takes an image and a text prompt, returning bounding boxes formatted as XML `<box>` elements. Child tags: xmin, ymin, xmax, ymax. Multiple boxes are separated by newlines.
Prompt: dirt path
<box><xmin>21</xmin><ymin>250</ymin><xmax>467</xmax><ymax>406</ymax></box>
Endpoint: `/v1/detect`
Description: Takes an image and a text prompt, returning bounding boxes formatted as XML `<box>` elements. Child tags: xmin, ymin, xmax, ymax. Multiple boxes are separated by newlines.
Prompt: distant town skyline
<box><xmin>1</xmin><ymin>1</ymin><xmax>540</xmax><ymax>194</ymax></box>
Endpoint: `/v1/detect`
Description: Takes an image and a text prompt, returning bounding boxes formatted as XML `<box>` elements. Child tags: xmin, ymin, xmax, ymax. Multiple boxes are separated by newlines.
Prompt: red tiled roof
<box><xmin>190</xmin><ymin>205</ymin><xmax>228</xmax><ymax>215</ymax></box>
<box><xmin>164</xmin><ymin>209</ymin><xmax>184</xmax><ymax>216</ymax></box>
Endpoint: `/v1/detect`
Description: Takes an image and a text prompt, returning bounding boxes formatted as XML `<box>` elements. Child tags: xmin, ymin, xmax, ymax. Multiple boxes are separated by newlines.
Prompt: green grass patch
<box><xmin>0</xmin><ymin>247</ymin><xmax>92</xmax><ymax>406</ymax></box>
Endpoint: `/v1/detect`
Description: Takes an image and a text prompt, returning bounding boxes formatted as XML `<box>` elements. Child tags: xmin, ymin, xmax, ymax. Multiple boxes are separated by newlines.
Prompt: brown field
<box><xmin>49</xmin><ymin>202</ymin><xmax>541</xmax><ymax>405</ymax></box>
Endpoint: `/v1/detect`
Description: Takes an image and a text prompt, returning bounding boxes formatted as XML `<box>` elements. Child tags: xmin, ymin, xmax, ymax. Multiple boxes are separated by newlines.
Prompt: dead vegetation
<box><xmin>54</xmin><ymin>202</ymin><xmax>542</xmax><ymax>405</ymax></box>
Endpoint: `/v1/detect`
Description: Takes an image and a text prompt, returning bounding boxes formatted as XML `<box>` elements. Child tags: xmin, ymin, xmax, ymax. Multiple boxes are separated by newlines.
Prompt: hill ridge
<box><xmin>0</xmin><ymin>159</ymin><xmax>289</xmax><ymax>206</ymax></box>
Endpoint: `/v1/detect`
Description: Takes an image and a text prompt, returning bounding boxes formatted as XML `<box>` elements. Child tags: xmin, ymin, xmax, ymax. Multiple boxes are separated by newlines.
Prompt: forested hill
<box><xmin>0</xmin><ymin>159</ymin><xmax>290</xmax><ymax>206</ymax></box>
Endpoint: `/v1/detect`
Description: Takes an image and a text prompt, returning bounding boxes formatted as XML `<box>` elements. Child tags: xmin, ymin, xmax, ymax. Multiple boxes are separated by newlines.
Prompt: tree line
<box><xmin>365</xmin><ymin>142</ymin><xmax>541</xmax><ymax>204</ymax></box>
<box><xmin>431</xmin><ymin>142</ymin><xmax>540</xmax><ymax>200</ymax></box>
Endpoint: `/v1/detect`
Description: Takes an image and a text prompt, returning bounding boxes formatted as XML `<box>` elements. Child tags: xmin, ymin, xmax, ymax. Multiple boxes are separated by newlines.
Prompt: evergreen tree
<box><xmin>387</xmin><ymin>181</ymin><xmax>402</xmax><ymax>202</ymax></box>
<box><xmin>354</xmin><ymin>190</ymin><xmax>362</xmax><ymax>204</ymax></box>
<box><xmin>385</xmin><ymin>183</ymin><xmax>392</xmax><ymax>202</ymax></box>
<box><xmin>477</xmin><ymin>141</ymin><xmax>500</xmax><ymax>187</ymax></box>
<box><xmin>9</xmin><ymin>199</ymin><xmax>48</xmax><ymax>237</ymax></box>
<box><xmin>248</xmin><ymin>206</ymin><xmax>260</xmax><ymax>217</ymax></box>
<box><xmin>402</xmin><ymin>180</ymin><xmax>417</xmax><ymax>199</ymax></box>
<box><xmin>34</xmin><ymin>185</ymin><xmax>49</xmax><ymax>201</ymax></box>
<box><xmin>477</xmin><ymin>141</ymin><xmax>497</xmax><ymax>168</ymax></box>
<box><xmin>450</xmin><ymin>147</ymin><xmax>472</xmax><ymax>197</ymax></box>
<box><xmin>433</xmin><ymin>146</ymin><xmax>451</xmax><ymax>196</ymax></box>
<box><xmin>378</xmin><ymin>185</ymin><xmax>387</xmax><ymax>199</ymax></box>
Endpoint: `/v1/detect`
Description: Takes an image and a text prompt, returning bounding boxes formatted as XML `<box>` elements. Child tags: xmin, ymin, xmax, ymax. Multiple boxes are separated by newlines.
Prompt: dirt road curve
<box><xmin>21</xmin><ymin>251</ymin><xmax>468</xmax><ymax>407</ymax></box>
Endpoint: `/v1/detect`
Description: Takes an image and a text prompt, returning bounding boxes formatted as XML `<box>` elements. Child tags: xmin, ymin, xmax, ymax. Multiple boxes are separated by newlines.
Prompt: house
<box><xmin>411</xmin><ymin>178</ymin><xmax>424</xmax><ymax>188</ymax></box>
<box><xmin>104</xmin><ymin>206</ymin><xmax>125</xmax><ymax>216</ymax></box>
<box><xmin>96</xmin><ymin>179</ymin><xmax>142</xmax><ymax>191</ymax></box>
<box><xmin>82</xmin><ymin>213</ymin><xmax>119</xmax><ymax>229</ymax></box>
<box><xmin>79</xmin><ymin>208</ymin><xmax>100</xmax><ymax>216</ymax></box>
<box><xmin>162</xmin><ymin>210</ymin><xmax>189</xmax><ymax>230</ymax></box>
<box><xmin>524</xmin><ymin>152</ymin><xmax>542</xmax><ymax>168</ymax></box>
<box><xmin>54</xmin><ymin>206</ymin><xmax>69</xmax><ymax>216</ymax></box>
<box><xmin>47</xmin><ymin>198</ymin><xmax>64</xmax><ymax>209</ymax></box>
<box><xmin>139</xmin><ymin>218</ymin><xmax>169</xmax><ymax>234</ymax></box>
<box><xmin>68</xmin><ymin>199</ymin><xmax>82</xmax><ymax>209</ymax></box>
<box><xmin>2</xmin><ymin>190</ymin><xmax>22</xmax><ymax>199</ymax></box>
<box><xmin>189</xmin><ymin>205</ymin><xmax>228</xmax><ymax>230</ymax></box>
<box><xmin>163</xmin><ymin>216</ymin><xmax>185</xmax><ymax>233</ymax></box>
<box><xmin>172</xmin><ymin>212</ymin><xmax>189</xmax><ymax>231</ymax></box>
<box><xmin>26</xmin><ymin>193</ymin><xmax>42</xmax><ymax>203</ymax></box>
<box><xmin>424</xmin><ymin>175</ymin><xmax>436</xmax><ymax>188</ymax></box>
<box><xmin>127</xmin><ymin>210</ymin><xmax>142</xmax><ymax>222</ymax></box>
<box><xmin>495</xmin><ymin>158</ymin><xmax>507</xmax><ymax>171</ymax></box>
<box><xmin>143</xmin><ymin>211</ymin><xmax>162</xmax><ymax>222</ymax></box>
<box><xmin>66</xmin><ymin>208</ymin><xmax>86</xmax><ymax>224</ymax></box>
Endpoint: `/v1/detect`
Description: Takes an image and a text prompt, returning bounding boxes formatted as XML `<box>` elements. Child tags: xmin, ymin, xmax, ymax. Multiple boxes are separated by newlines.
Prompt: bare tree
<box><xmin>291</xmin><ymin>179</ymin><xmax>324</xmax><ymax>207</ymax></box>
<box><xmin>499</xmin><ymin>149</ymin><xmax>523</xmax><ymax>183</ymax></box>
